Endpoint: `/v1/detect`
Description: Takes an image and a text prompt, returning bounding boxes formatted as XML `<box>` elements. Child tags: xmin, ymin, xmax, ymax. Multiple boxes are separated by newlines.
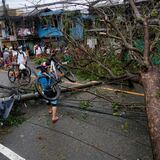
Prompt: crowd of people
<box><xmin>0</xmin><ymin>45</ymin><xmax>28</xmax><ymax>70</ymax></box>
<box><xmin>33</xmin><ymin>43</ymin><xmax>55</xmax><ymax>57</ymax></box>
<box><xmin>0</xmin><ymin>43</ymin><xmax>59</xmax><ymax>69</ymax></box>
<box><xmin>0</xmin><ymin>41</ymin><xmax>77</xmax><ymax>70</ymax></box>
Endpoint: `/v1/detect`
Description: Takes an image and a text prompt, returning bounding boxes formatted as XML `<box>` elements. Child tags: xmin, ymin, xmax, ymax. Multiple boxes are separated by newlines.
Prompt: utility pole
<box><xmin>2</xmin><ymin>0</ymin><xmax>7</xmax><ymax>16</ymax></box>
<box><xmin>2</xmin><ymin>0</ymin><xmax>11</xmax><ymax>36</ymax></box>
<box><xmin>2</xmin><ymin>0</ymin><xmax>7</xmax><ymax>39</ymax></box>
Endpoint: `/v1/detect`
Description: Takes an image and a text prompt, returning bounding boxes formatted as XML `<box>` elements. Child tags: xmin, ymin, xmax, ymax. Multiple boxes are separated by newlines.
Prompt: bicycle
<box><xmin>33</xmin><ymin>56</ymin><xmax>76</xmax><ymax>101</ymax></box>
<box><xmin>8</xmin><ymin>63</ymin><xmax>31</xmax><ymax>86</ymax></box>
<box><xmin>49</xmin><ymin>57</ymin><xmax>76</xmax><ymax>83</ymax></box>
<box><xmin>33</xmin><ymin>65</ymin><xmax>61</xmax><ymax>101</ymax></box>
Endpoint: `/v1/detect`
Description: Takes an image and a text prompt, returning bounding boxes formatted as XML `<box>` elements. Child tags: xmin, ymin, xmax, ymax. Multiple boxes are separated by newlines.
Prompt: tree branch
<box><xmin>128</xmin><ymin>0</ymin><xmax>151</xmax><ymax>66</ymax></box>
<box><xmin>95</xmin><ymin>7</ymin><xmax>143</xmax><ymax>60</ymax></box>
<box><xmin>143</xmin><ymin>17</ymin><xmax>151</xmax><ymax>66</ymax></box>
<box><xmin>128</xmin><ymin>0</ymin><xmax>144</xmax><ymax>21</ymax></box>
<box><xmin>111</xmin><ymin>21</ymin><xmax>140</xmax><ymax>52</ymax></box>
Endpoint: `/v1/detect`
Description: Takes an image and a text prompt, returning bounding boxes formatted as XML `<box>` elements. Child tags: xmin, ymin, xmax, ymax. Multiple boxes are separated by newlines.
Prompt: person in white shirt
<box><xmin>17</xmin><ymin>46</ymin><xmax>27</xmax><ymax>65</ymax></box>
<box><xmin>13</xmin><ymin>46</ymin><xmax>28</xmax><ymax>77</ymax></box>
<box><xmin>9</xmin><ymin>46</ymin><xmax>17</xmax><ymax>63</ymax></box>
<box><xmin>36</xmin><ymin>44</ymin><xmax>42</xmax><ymax>57</ymax></box>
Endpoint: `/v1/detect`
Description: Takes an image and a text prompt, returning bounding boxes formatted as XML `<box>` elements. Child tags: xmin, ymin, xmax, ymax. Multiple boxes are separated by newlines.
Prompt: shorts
<box><xmin>46</xmin><ymin>99</ymin><xmax>59</xmax><ymax>107</ymax></box>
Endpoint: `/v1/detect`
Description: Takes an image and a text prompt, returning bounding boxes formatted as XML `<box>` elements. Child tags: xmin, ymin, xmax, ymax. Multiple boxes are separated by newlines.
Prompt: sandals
<box><xmin>48</xmin><ymin>108</ymin><xmax>59</xmax><ymax>123</ymax></box>
<box><xmin>52</xmin><ymin>116</ymin><xmax>59</xmax><ymax>124</ymax></box>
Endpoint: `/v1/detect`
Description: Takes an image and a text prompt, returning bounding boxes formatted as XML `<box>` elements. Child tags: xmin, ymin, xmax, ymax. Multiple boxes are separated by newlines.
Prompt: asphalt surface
<box><xmin>0</xmin><ymin>70</ymin><xmax>153</xmax><ymax>160</ymax></box>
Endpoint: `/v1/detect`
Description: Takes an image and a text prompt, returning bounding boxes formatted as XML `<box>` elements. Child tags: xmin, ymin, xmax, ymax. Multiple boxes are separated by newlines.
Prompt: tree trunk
<box><xmin>141</xmin><ymin>66</ymin><xmax>160</xmax><ymax>160</ymax></box>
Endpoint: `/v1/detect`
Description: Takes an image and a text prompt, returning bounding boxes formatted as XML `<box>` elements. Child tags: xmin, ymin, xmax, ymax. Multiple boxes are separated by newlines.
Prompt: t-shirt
<box><xmin>17</xmin><ymin>51</ymin><xmax>27</xmax><ymax>64</ymax></box>
<box><xmin>3</xmin><ymin>51</ymin><xmax>9</xmax><ymax>60</ymax></box>
<box><xmin>12</xmin><ymin>50</ymin><xmax>17</xmax><ymax>57</ymax></box>
<box><xmin>36</xmin><ymin>47</ymin><xmax>42</xmax><ymax>55</ymax></box>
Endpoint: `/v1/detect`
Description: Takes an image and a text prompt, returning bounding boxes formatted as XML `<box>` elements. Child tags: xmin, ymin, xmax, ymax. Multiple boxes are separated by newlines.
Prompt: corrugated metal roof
<box><xmin>27</xmin><ymin>8</ymin><xmax>51</xmax><ymax>17</ymax></box>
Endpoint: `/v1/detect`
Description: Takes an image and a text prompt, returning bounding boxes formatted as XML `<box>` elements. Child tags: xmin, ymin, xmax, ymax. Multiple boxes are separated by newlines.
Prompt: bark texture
<box><xmin>141</xmin><ymin>67</ymin><xmax>160</xmax><ymax>160</ymax></box>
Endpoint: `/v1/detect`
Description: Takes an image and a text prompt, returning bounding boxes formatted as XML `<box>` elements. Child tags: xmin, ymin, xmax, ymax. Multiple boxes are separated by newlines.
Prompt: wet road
<box><xmin>0</xmin><ymin>70</ymin><xmax>153</xmax><ymax>160</ymax></box>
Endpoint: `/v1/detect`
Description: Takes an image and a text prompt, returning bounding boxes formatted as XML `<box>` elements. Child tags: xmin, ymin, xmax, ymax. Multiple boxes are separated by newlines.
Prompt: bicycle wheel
<box><xmin>25</xmin><ymin>65</ymin><xmax>31</xmax><ymax>76</ymax></box>
<box><xmin>58</xmin><ymin>65</ymin><xmax>76</xmax><ymax>82</ymax></box>
<box><xmin>35</xmin><ymin>75</ymin><xmax>61</xmax><ymax>101</ymax></box>
<box><xmin>8</xmin><ymin>68</ymin><xmax>16</xmax><ymax>83</ymax></box>
<box><xmin>18</xmin><ymin>69</ymin><xmax>31</xmax><ymax>86</ymax></box>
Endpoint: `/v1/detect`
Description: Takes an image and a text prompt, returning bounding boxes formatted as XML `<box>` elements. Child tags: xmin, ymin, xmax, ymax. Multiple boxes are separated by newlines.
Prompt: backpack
<box><xmin>16</xmin><ymin>51</ymin><xmax>27</xmax><ymax>64</ymax></box>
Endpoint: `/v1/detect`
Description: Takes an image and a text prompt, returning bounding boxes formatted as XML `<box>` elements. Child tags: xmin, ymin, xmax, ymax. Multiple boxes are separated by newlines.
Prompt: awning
<box><xmin>40</xmin><ymin>10</ymin><xmax>64</xmax><ymax>16</ymax></box>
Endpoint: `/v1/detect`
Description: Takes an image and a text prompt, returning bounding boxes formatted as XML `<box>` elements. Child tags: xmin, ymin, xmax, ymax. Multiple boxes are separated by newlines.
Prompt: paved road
<box><xmin>0</xmin><ymin>70</ymin><xmax>153</xmax><ymax>160</ymax></box>
<box><xmin>0</xmin><ymin>70</ymin><xmax>14</xmax><ymax>97</ymax></box>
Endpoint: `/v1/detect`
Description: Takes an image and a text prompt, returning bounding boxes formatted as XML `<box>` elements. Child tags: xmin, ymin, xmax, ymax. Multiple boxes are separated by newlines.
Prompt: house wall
<box><xmin>0</xmin><ymin>9</ymin><xmax>86</xmax><ymax>50</ymax></box>
<box><xmin>69</xmin><ymin>18</ymin><xmax>84</xmax><ymax>40</ymax></box>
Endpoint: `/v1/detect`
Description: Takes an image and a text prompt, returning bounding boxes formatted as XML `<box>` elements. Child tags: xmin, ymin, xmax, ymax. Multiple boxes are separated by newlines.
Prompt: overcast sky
<box><xmin>0</xmin><ymin>0</ymin><xmax>125</xmax><ymax>10</ymax></box>
<box><xmin>0</xmin><ymin>0</ymin><xmax>64</xmax><ymax>9</ymax></box>
<box><xmin>0</xmin><ymin>0</ymin><xmax>91</xmax><ymax>12</ymax></box>
<box><xmin>0</xmin><ymin>0</ymin><xmax>81</xmax><ymax>8</ymax></box>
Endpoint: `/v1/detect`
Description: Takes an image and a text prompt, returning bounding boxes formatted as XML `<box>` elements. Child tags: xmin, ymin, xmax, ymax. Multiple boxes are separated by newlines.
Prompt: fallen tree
<box><xmin>62</xmin><ymin>0</ymin><xmax>160</xmax><ymax>159</ymax></box>
<box><xmin>3</xmin><ymin>0</ymin><xmax>160</xmax><ymax>158</ymax></box>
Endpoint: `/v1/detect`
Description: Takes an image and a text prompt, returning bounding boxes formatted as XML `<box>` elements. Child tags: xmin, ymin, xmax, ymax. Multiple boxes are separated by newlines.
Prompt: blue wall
<box><xmin>38</xmin><ymin>10</ymin><xmax>63</xmax><ymax>38</ymax></box>
<box><xmin>37</xmin><ymin>10</ymin><xmax>84</xmax><ymax>40</ymax></box>
<box><xmin>70</xmin><ymin>18</ymin><xmax>84</xmax><ymax>41</ymax></box>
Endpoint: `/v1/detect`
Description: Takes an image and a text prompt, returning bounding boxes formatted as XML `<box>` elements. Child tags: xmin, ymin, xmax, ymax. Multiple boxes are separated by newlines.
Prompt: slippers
<box><xmin>52</xmin><ymin>116</ymin><xmax>59</xmax><ymax>124</ymax></box>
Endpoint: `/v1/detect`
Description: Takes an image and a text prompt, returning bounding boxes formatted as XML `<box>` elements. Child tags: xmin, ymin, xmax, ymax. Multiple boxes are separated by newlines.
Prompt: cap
<box><xmin>18</xmin><ymin>45</ymin><xmax>22</xmax><ymax>49</ymax></box>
